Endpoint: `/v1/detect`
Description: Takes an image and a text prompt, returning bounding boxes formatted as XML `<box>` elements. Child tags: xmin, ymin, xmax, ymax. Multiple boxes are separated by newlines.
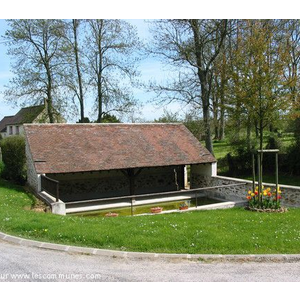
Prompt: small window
<box><xmin>16</xmin><ymin>126</ymin><xmax>19</xmax><ymax>135</ymax></box>
<box><xmin>9</xmin><ymin>126</ymin><xmax>13</xmax><ymax>135</ymax></box>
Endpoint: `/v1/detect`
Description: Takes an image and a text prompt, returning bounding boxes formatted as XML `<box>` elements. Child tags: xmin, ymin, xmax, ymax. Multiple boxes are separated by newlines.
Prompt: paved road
<box><xmin>0</xmin><ymin>239</ymin><xmax>300</xmax><ymax>282</ymax></box>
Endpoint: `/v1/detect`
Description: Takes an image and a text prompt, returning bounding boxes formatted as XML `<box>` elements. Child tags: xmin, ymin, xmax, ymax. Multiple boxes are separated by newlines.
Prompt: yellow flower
<box><xmin>263</xmin><ymin>192</ymin><xmax>267</xmax><ymax>196</ymax></box>
<box><xmin>251</xmin><ymin>193</ymin><xmax>255</xmax><ymax>197</ymax></box>
<box><xmin>248</xmin><ymin>190</ymin><xmax>252</xmax><ymax>195</ymax></box>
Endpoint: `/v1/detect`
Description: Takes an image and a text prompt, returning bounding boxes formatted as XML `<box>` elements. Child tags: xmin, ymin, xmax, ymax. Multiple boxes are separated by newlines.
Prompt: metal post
<box><xmin>56</xmin><ymin>182</ymin><xmax>59</xmax><ymax>202</ymax></box>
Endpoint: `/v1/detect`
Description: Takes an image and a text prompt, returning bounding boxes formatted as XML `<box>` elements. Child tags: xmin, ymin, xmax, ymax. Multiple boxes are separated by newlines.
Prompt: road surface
<box><xmin>0</xmin><ymin>239</ymin><xmax>299</xmax><ymax>282</ymax></box>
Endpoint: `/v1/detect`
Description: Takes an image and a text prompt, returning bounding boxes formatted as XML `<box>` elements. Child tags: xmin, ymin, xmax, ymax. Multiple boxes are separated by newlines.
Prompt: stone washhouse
<box><xmin>24</xmin><ymin>123</ymin><xmax>217</xmax><ymax>214</ymax></box>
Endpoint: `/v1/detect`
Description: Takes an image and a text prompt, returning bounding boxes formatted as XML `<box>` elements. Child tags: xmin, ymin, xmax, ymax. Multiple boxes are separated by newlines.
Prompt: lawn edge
<box><xmin>1</xmin><ymin>230</ymin><xmax>300</xmax><ymax>263</ymax></box>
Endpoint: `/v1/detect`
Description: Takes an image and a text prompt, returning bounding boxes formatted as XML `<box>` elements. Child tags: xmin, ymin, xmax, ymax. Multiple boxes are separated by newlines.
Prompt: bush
<box><xmin>226</xmin><ymin>139</ymin><xmax>255</xmax><ymax>176</ymax></box>
<box><xmin>286</xmin><ymin>142</ymin><xmax>300</xmax><ymax>175</ymax></box>
<box><xmin>263</xmin><ymin>134</ymin><xmax>282</xmax><ymax>173</ymax></box>
<box><xmin>0</xmin><ymin>161</ymin><xmax>4</xmax><ymax>177</ymax></box>
<box><xmin>0</xmin><ymin>136</ymin><xmax>26</xmax><ymax>184</ymax></box>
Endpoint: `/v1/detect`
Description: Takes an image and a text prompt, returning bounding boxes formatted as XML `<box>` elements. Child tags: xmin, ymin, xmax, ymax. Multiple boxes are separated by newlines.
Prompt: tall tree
<box><xmin>61</xmin><ymin>19</ymin><xmax>86</xmax><ymax>123</ymax></box>
<box><xmin>147</xmin><ymin>19</ymin><xmax>228</xmax><ymax>155</ymax></box>
<box><xmin>85</xmin><ymin>19</ymin><xmax>140</xmax><ymax>123</ymax></box>
<box><xmin>235</xmin><ymin>20</ymin><xmax>288</xmax><ymax>150</ymax></box>
<box><xmin>4</xmin><ymin>19</ymin><xmax>66</xmax><ymax>122</ymax></box>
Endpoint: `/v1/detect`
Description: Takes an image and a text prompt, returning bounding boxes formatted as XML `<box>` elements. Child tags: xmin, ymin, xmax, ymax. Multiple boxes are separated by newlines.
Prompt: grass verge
<box><xmin>1</xmin><ymin>179</ymin><xmax>300</xmax><ymax>254</ymax></box>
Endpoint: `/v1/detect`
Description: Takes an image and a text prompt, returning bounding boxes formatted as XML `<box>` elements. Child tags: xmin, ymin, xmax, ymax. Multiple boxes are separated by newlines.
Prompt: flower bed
<box><xmin>246</xmin><ymin>207</ymin><xmax>288</xmax><ymax>213</ymax></box>
<box><xmin>246</xmin><ymin>186</ymin><xmax>286</xmax><ymax>212</ymax></box>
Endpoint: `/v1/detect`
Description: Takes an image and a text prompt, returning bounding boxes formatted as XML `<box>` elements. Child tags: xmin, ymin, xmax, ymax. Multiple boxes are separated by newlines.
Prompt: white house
<box><xmin>0</xmin><ymin>105</ymin><xmax>65</xmax><ymax>139</ymax></box>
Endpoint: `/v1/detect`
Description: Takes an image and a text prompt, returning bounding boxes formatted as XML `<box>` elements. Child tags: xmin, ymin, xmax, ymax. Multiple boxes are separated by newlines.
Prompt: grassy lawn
<box><xmin>239</xmin><ymin>173</ymin><xmax>300</xmax><ymax>187</ymax></box>
<box><xmin>1</xmin><ymin>179</ymin><xmax>300</xmax><ymax>255</ymax></box>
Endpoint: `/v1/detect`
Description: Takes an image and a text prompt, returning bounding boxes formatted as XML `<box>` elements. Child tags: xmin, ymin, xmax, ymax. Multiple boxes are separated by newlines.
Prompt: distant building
<box><xmin>0</xmin><ymin>105</ymin><xmax>65</xmax><ymax>138</ymax></box>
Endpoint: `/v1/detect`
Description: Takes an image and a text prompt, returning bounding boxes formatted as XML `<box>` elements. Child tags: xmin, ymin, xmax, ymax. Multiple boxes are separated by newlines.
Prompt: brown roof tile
<box><xmin>24</xmin><ymin>123</ymin><xmax>216</xmax><ymax>174</ymax></box>
<box><xmin>0</xmin><ymin>116</ymin><xmax>14</xmax><ymax>132</ymax></box>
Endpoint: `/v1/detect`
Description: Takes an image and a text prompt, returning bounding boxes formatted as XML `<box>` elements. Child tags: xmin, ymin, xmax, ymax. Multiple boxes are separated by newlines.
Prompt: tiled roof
<box><xmin>7</xmin><ymin>105</ymin><xmax>45</xmax><ymax>125</ymax></box>
<box><xmin>0</xmin><ymin>116</ymin><xmax>15</xmax><ymax>132</ymax></box>
<box><xmin>24</xmin><ymin>123</ymin><xmax>216</xmax><ymax>174</ymax></box>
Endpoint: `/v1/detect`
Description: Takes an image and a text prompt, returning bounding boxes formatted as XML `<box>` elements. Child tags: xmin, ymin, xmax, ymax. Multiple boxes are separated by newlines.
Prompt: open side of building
<box><xmin>24</xmin><ymin>123</ymin><xmax>217</xmax><ymax>215</ymax></box>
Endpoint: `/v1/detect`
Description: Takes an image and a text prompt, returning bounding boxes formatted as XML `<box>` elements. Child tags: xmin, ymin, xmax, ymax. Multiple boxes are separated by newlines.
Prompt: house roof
<box><xmin>24</xmin><ymin>123</ymin><xmax>216</xmax><ymax>174</ymax></box>
<box><xmin>7</xmin><ymin>105</ymin><xmax>45</xmax><ymax>126</ymax></box>
<box><xmin>0</xmin><ymin>116</ymin><xmax>15</xmax><ymax>132</ymax></box>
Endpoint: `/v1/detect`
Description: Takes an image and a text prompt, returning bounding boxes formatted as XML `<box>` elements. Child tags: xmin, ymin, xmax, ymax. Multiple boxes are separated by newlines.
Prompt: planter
<box><xmin>179</xmin><ymin>206</ymin><xmax>189</xmax><ymax>211</ymax></box>
<box><xmin>105</xmin><ymin>212</ymin><xmax>119</xmax><ymax>217</ymax></box>
<box><xmin>246</xmin><ymin>207</ymin><xmax>287</xmax><ymax>213</ymax></box>
<box><xmin>151</xmin><ymin>207</ymin><xmax>163</xmax><ymax>214</ymax></box>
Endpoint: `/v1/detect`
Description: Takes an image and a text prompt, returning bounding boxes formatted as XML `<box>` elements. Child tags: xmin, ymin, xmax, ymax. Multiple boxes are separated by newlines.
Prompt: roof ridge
<box><xmin>24</xmin><ymin>123</ymin><xmax>183</xmax><ymax>126</ymax></box>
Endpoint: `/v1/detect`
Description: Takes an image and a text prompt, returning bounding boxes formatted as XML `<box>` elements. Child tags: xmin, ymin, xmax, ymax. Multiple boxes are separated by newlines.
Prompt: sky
<box><xmin>0</xmin><ymin>1</ymin><xmax>298</xmax><ymax>123</ymax></box>
<box><xmin>0</xmin><ymin>19</ymin><xmax>189</xmax><ymax>122</ymax></box>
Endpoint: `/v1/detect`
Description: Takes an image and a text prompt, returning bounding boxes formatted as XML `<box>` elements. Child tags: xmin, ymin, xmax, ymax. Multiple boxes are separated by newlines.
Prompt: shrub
<box><xmin>0</xmin><ymin>136</ymin><xmax>26</xmax><ymax>184</ymax></box>
<box><xmin>226</xmin><ymin>139</ymin><xmax>255</xmax><ymax>176</ymax></box>
<box><xmin>0</xmin><ymin>161</ymin><xmax>4</xmax><ymax>177</ymax></box>
<box><xmin>263</xmin><ymin>134</ymin><xmax>282</xmax><ymax>173</ymax></box>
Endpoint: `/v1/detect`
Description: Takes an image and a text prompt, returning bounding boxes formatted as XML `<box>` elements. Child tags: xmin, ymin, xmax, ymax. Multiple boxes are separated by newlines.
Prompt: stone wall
<box><xmin>191</xmin><ymin>174</ymin><xmax>300</xmax><ymax>208</ymax></box>
<box><xmin>25</xmin><ymin>141</ymin><xmax>39</xmax><ymax>192</ymax></box>
<box><xmin>48</xmin><ymin>166</ymin><xmax>184</xmax><ymax>202</ymax></box>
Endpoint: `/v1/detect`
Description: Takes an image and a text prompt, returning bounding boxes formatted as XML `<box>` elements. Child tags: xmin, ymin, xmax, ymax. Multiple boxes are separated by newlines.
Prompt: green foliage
<box><xmin>0</xmin><ymin>136</ymin><xmax>26</xmax><ymax>184</ymax></box>
<box><xmin>0</xmin><ymin>161</ymin><xmax>4</xmax><ymax>177</ymax></box>
<box><xmin>226</xmin><ymin>139</ymin><xmax>255</xmax><ymax>176</ymax></box>
<box><xmin>101</xmin><ymin>113</ymin><xmax>121</xmax><ymax>123</ymax></box>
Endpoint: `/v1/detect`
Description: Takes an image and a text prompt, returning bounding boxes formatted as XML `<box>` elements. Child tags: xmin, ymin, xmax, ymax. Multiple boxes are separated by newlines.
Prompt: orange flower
<box><xmin>247</xmin><ymin>196</ymin><xmax>252</xmax><ymax>200</ymax></box>
<box><xmin>254</xmin><ymin>191</ymin><xmax>258</xmax><ymax>195</ymax></box>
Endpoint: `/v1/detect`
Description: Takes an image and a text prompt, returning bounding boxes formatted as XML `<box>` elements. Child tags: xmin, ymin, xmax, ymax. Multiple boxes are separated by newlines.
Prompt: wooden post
<box><xmin>252</xmin><ymin>153</ymin><xmax>255</xmax><ymax>192</ymax></box>
<box><xmin>276</xmin><ymin>152</ymin><xmax>279</xmax><ymax>202</ymax></box>
<box><xmin>257</xmin><ymin>152</ymin><xmax>261</xmax><ymax>202</ymax></box>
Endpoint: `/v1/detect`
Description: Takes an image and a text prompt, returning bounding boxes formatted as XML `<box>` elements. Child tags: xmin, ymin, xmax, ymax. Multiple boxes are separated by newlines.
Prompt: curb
<box><xmin>1</xmin><ymin>231</ymin><xmax>300</xmax><ymax>263</ymax></box>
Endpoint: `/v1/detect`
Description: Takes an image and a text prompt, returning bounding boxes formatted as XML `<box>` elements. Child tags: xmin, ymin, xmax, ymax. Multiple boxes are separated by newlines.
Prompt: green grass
<box><xmin>239</xmin><ymin>173</ymin><xmax>300</xmax><ymax>187</ymax></box>
<box><xmin>1</xmin><ymin>179</ymin><xmax>300</xmax><ymax>254</ymax></box>
<box><xmin>212</xmin><ymin>132</ymin><xmax>296</xmax><ymax>160</ymax></box>
<box><xmin>212</xmin><ymin>140</ymin><xmax>233</xmax><ymax>160</ymax></box>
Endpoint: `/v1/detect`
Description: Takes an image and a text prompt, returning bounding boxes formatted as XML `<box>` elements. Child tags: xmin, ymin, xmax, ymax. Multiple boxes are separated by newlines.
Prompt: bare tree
<box><xmin>85</xmin><ymin>19</ymin><xmax>141</xmax><ymax>123</ymax></box>
<box><xmin>4</xmin><ymin>19</ymin><xmax>66</xmax><ymax>122</ymax></box>
<box><xmin>61</xmin><ymin>19</ymin><xmax>87</xmax><ymax>122</ymax></box>
<box><xmin>147</xmin><ymin>19</ymin><xmax>228</xmax><ymax>154</ymax></box>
